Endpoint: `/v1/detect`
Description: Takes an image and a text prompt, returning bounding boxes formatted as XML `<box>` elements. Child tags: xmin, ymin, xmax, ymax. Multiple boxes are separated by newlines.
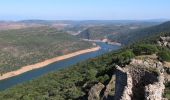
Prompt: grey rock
<box><xmin>158</xmin><ymin>36</ymin><xmax>170</xmax><ymax>49</ymax></box>
<box><xmin>114</xmin><ymin>59</ymin><xmax>165</xmax><ymax>100</ymax></box>
<box><xmin>88</xmin><ymin>82</ymin><xmax>105</xmax><ymax>100</ymax></box>
<box><xmin>103</xmin><ymin>75</ymin><xmax>115</xmax><ymax>99</ymax></box>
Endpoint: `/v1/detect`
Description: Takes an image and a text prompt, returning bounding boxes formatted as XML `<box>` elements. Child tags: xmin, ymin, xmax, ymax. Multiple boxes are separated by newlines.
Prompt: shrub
<box><xmin>133</xmin><ymin>44</ymin><xmax>158</xmax><ymax>55</ymax></box>
<box><xmin>158</xmin><ymin>48</ymin><xmax>170</xmax><ymax>62</ymax></box>
<box><xmin>97</xmin><ymin>74</ymin><xmax>110</xmax><ymax>83</ymax></box>
<box><xmin>112</xmin><ymin>50</ymin><xmax>135</xmax><ymax>66</ymax></box>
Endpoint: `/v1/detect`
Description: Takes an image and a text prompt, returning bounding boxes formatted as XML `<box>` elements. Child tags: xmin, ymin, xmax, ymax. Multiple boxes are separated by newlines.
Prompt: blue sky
<box><xmin>0</xmin><ymin>0</ymin><xmax>169</xmax><ymax>20</ymax></box>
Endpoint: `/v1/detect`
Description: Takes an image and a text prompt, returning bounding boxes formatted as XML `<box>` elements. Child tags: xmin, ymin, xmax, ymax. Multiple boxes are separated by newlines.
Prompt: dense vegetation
<box><xmin>158</xmin><ymin>48</ymin><xmax>170</xmax><ymax>62</ymax></box>
<box><xmin>0</xmin><ymin>27</ymin><xmax>93</xmax><ymax>74</ymax></box>
<box><xmin>132</xmin><ymin>44</ymin><xmax>158</xmax><ymax>55</ymax></box>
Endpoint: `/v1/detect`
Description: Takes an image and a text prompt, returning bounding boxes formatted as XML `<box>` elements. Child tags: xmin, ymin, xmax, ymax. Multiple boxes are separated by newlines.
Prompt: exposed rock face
<box><xmin>88</xmin><ymin>82</ymin><xmax>105</xmax><ymax>100</ymax></box>
<box><xmin>103</xmin><ymin>75</ymin><xmax>115</xmax><ymax>99</ymax></box>
<box><xmin>114</xmin><ymin>58</ymin><xmax>165</xmax><ymax>100</ymax></box>
<box><xmin>158</xmin><ymin>36</ymin><xmax>170</xmax><ymax>48</ymax></box>
<box><xmin>87</xmin><ymin>76</ymin><xmax>116</xmax><ymax>100</ymax></box>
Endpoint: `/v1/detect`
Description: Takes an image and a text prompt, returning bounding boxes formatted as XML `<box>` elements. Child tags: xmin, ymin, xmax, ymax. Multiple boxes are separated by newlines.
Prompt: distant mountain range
<box><xmin>0</xmin><ymin>20</ymin><xmax>169</xmax><ymax>44</ymax></box>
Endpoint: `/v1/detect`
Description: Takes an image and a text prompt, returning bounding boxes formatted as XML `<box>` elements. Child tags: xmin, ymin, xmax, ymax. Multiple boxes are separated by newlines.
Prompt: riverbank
<box><xmin>0</xmin><ymin>46</ymin><xmax>100</xmax><ymax>81</ymax></box>
<box><xmin>82</xmin><ymin>39</ymin><xmax>121</xmax><ymax>46</ymax></box>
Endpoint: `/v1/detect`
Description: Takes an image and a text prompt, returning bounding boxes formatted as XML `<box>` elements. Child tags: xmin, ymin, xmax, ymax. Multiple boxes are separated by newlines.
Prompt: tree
<box><xmin>158</xmin><ymin>48</ymin><xmax>170</xmax><ymax>61</ymax></box>
<box><xmin>133</xmin><ymin>44</ymin><xmax>158</xmax><ymax>55</ymax></box>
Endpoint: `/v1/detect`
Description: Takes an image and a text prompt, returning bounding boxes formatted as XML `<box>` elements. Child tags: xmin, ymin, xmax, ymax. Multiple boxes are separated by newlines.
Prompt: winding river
<box><xmin>0</xmin><ymin>42</ymin><xmax>120</xmax><ymax>90</ymax></box>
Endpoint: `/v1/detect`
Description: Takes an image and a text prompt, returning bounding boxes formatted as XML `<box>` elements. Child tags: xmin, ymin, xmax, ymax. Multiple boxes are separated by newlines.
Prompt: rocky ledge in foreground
<box><xmin>88</xmin><ymin>58</ymin><xmax>167</xmax><ymax>100</ymax></box>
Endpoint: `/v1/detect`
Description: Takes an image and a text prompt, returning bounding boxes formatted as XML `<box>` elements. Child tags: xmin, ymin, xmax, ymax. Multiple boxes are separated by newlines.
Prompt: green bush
<box><xmin>133</xmin><ymin>44</ymin><xmax>158</xmax><ymax>55</ymax></box>
<box><xmin>158</xmin><ymin>48</ymin><xmax>170</xmax><ymax>61</ymax></box>
<box><xmin>97</xmin><ymin>74</ymin><xmax>110</xmax><ymax>83</ymax></box>
<box><xmin>112</xmin><ymin>50</ymin><xmax>135</xmax><ymax>66</ymax></box>
<box><xmin>85</xmin><ymin>68</ymin><xmax>98</xmax><ymax>82</ymax></box>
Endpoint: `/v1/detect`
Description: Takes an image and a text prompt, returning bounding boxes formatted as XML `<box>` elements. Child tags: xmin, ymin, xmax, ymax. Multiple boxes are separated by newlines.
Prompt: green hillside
<box><xmin>0</xmin><ymin>27</ymin><xmax>93</xmax><ymax>74</ymax></box>
<box><xmin>77</xmin><ymin>21</ymin><xmax>159</xmax><ymax>40</ymax></box>
<box><xmin>77</xmin><ymin>24</ymin><xmax>148</xmax><ymax>40</ymax></box>
<box><xmin>115</xmin><ymin>21</ymin><xmax>170</xmax><ymax>45</ymax></box>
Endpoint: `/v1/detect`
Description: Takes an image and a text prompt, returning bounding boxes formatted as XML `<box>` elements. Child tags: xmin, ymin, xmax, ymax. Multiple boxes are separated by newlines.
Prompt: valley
<box><xmin>1</xmin><ymin>0</ymin><xmax>170</xmax><ymax>100</ymax></box>
<box><xmin>0</xmin><ymin>20</ymin><xmax>170</xmax><ymax>100</ymax></box>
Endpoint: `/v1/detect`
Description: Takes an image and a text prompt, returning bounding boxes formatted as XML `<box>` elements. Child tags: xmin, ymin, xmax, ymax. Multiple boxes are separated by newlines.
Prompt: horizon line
<box><xmin>0</xmin><ymin>18</ymin><xmax>169</xmax><ymax>22</ymax></box>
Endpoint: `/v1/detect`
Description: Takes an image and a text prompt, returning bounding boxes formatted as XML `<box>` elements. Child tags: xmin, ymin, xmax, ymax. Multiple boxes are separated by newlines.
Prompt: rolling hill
<box><xmin>77</xmin><ymin>22</ymin><xmax>159</xmax><ymax>40</ymax></box>
<box><xmin>0</xmin><ymin>27</ymin><xmax>93</xmax><ymax>74</ymax></box>
<box><xmin>114</xmin><ymin>21</ymin><xmax>170</xmax><ymax>45</ymax></box>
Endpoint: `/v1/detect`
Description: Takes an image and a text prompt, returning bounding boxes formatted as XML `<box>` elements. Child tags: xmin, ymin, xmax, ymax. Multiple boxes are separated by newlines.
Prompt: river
<box><xmin>0</xmin><ymin>42</ymin><xmax>120</xmax><ymax>91</ymax></box>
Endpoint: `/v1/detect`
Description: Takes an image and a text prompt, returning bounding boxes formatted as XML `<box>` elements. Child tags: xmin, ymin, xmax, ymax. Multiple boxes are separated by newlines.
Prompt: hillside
<box><xmin>77</xmin><ymin>25</ymin><xmax>122</xmax><ymax>40</ymax></box>
<box><xmin>77</xmin><ymin>23</ymin><xmax>158</xmax><ymax>40</ymax></box>
<box><xmin>115</xmin><ymin>21</ymin><xmax>170</xmax><ymax>45</ymax></box>
<box><xmin>0</xmin><ymin>27</ymin><xmax>93</xmax><ymax>74</ymax></box>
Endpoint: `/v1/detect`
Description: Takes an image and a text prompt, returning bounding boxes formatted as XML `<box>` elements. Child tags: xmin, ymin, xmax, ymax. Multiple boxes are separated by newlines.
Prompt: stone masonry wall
<box><xmin>114</xmin><ymin>59</ymin><xmax>165</xmax><ymax>100</ymax></box>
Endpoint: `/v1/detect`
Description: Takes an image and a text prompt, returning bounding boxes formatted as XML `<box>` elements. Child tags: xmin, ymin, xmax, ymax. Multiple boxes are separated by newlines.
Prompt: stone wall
<box><xmin>114</xmin><ymin>66</ymin><xmax>132</xmax><ymax>100</ymax></box>
<box><xmin>114</xmin><ymin>59</ymin><xmax>165</xmax><ymax>100</ymax></box>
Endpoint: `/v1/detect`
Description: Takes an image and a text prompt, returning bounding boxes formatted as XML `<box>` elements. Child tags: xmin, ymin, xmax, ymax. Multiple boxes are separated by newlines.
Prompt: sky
<box><xmin>0</xmin><ymin>0</ymin><xmax>169</xmax><ymax>20</ymax></box>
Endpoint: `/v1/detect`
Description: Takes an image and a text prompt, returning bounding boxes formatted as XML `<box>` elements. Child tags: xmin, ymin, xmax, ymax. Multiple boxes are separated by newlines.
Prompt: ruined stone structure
<box><xmin>114</xmin><ymin>59</ymin><xmax>165</xmax><ymax>100</ymax></box>
<box><xmin>87</xmin><ymin>58</ymin><xmax>166</xmax><ymax>100</ymax></box>
<box><xmin>114</xmin><ymin>66</ymin><xmax>133</xmax><ymax>100</ymax></box>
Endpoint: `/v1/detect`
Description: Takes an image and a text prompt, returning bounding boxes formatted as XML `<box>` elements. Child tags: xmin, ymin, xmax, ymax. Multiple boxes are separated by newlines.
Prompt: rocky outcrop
<box><xmin>158</xmin><ymin>36</ymin><xmax>170</xmax><ymax>48</ymax></box>
<box><xmin>88</xmin><ymin>82</ymin><xmax>105</xmax><ymax>100</ymax></box>
<box><xmin>114</xmin><ymin>58</ymin><xmax>165</xmax><ymax>100</ymax></box>
<box><xmin>88</xmin><ymin>76</ymin><xmax>116</xmax><ymax>100</ymax></box>
<box><xmin>103</xmin><ymin>75</ymin><xmax>115</xmax><ymax>99</ymax></box>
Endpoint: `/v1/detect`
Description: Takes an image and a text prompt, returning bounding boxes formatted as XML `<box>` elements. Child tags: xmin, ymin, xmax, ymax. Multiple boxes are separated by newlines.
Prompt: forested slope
<box><xmin>115</xmin><ymin>21</ymin><xmax>170</xmax><ymax>45</ymax></box>
<box><xmin>77</xmin><ymin>23</ymin><xmax>153</xmax><ymax>40</ymax></box>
